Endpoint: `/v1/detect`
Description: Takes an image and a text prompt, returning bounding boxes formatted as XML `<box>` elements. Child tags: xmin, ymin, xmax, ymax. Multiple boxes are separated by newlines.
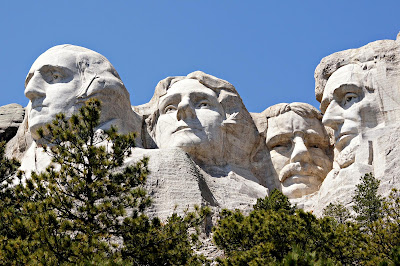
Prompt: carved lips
<box><xmin>172</xmin><ymin>125</ymin><xmax>191</xmax><ymax>134</ymax></box>
<box><xmin>335</xmin><ymin>131</ymin><xmax>357</xmax><ymax>151</ymax></box>
<box><xmin>279</xmin><ymin>162</ymin><xmax>325</xmax><ymax>184</ymax></box>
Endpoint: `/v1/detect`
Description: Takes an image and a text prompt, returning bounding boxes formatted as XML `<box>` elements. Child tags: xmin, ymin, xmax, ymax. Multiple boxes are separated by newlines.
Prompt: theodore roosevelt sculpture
<box><xmin>261</xmin><ymin>103</ymin><xmax>332</xmax><ymax>199</ymax></box>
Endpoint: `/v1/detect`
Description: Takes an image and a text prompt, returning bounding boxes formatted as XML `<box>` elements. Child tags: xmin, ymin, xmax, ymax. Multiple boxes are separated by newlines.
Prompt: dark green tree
<box><xmin>0</xmin><ymin>141</ymin><xmax>34</xmax><ymax>263</ymax></box>
<box><xmin>365</xmin><ymin>188</ymin><xmax>400</xmax><ymax>264</ymax></box>
<box><xmin>352</xmin><ymin>172</ymin><xmax>383</xmax><ymax>225</ymax></box>
<box><xmin>323</xmin><ymin>202</ymin><xmax>351</xmax><ymax>224</ymax></box>
<box><xmin>121</xmin><ymin>206</ymin><xmax>210</xmax><ymax>265</ymax></box>
<box><xmin>213</xmin><ymin>190</ymin><xmax>366</xmax><ymax>265</ymax></box>
<box><xmin>254</xmin><ymin>188</ymin><xmax>295</xmax><ymax>214</ymax></box>
<box><xmin>0</xmin><ymin>140</ymin><xmax>20</xmax><ymax>185</ymax></box>
<box><xmin>19</xmin><ymin>98</ymin><xmax>150</xmax><ymax>263</ymax></box>
<box><xmin>0</xmin><ymin>99</ymin><xmax>210</xmax><ymax>265</ymax></box>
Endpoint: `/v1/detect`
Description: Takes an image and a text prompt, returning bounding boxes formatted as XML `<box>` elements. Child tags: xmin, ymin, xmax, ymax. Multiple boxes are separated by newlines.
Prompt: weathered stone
<box><xmin>256</xmin><ymin>103</ymin><xmax>332</xmax><ymax>200</ymax></box>
<box><xmin>24</xmin><ymin>44</ymin><xmax>142</xmax><ymax>142</ymax></box>
<box><xmin>7</xmin><ymin>35</ymin><xmax>400</xmax><ymax>227</ymax></box>
<box><xmin>7</xmin><ymin>44</ymin><xmax>143</xmax><ymax>161</ymax></box>
<box><xmin>137</xmin><ymin>71</ymin><xmax>261</xmax><ymax>175</ymax></box>
<box><xmin>311</xmin><ymin>33</ymin><xmax>400</xmax><ymax>215</ymax></box>
<box><xmin>0</xmin><ymin>103</ymin><xmax>24</xmax><ymax>142</ymax></box>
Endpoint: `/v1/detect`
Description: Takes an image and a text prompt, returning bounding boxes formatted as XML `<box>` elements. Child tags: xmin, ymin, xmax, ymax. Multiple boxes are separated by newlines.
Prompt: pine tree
<box><xmin>366</xmin><ymin>188</ymin><xmax>400</xmax><ymax>263</ymax></box>
<box><xmin>213</xmin><ymin>190</ymin><xmax>366</xmax><ymax>265</ymax></box>
<box><xmin>0</xmin><ymin>141</ymin><xmax>32</xmax><ymax>263</ymax></box>
<box><xmin>12</xmin><ymin>99</ymin><xmax>150</xmax><ymax>263</ymax></box>
<box><xmin>0</xmin><ymin>99</ymin><xmax>210</xmax><ymax>265</ymax></box>
<box><xmin>323</xmin><ymin>202</ymin><xmax>351</xmax><ymax>224</ymax></box>
<box><xmin>352</xmin><ymin>173</ymin><xmax>383</xmax><ymax>225</ymax></box>
<box><xmin>253</xmin><ymin>188</ymin><xmax>295</xmax><ymax>214</ymax></box>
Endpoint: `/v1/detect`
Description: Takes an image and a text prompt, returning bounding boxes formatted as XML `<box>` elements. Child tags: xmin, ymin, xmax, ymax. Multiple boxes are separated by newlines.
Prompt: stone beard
<box><xmin>265</xmin><ymin>104</ymin><xmax>332</xmax><ymax>199</ymax></box>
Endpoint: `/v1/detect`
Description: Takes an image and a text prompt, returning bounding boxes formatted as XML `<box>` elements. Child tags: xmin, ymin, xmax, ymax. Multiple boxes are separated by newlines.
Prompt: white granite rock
<box><xmin>311</xmin><ymin>33</ymin><xmax>400</xmax><ymax>214</ymax></box>
<box><xmin>0</xmin><ymin>103</ymin><xmax>24</xmax><ymax>142</ymax></box>
<box><xmin>137</xmin><ymin>71</ymin><xmax>265</xmax><ymax>186</ymax></box>
<box><xmin>252</xmin><ymin>103</ymin><xmax>333</xmax><ymax>200</ymax></box>
<box><xmin>126</xmin><ymin>148</ymin><xmax>268</xmax><ymax>221</ymax></box>
<box><xmin>7</xmin><ymin>44</ymin><xmax>143</xmax><ymax>161</ymax></box>
<box><xmin>7</xmin><ymin>35</ymin><xmax>400</xmax><ymax>225</ymax></box>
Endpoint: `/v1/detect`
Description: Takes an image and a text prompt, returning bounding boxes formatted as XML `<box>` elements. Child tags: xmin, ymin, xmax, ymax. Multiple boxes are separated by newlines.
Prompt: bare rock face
<box><xmin>311</xmin><ymin>33</ymin><xmax>400</xmax><ymax>215</ymax></box>
<box><xmin>7</xmin><ymin>35</ymin><xmax>400</xmax><ymax>227</ymax></box>
<box><xmin>0</xmin><ymin>103</ymin><xmax>24</xmax><ymax>142</ymax></box>
<box><xmin>7</xmin><ymin>44</ymin><xmax>143</xmax><ymax>161</ymax></box>
<box><xmin>252</xmin><ymin>103</ymin><xmax>333</xmax><ymax>200</ymax></box>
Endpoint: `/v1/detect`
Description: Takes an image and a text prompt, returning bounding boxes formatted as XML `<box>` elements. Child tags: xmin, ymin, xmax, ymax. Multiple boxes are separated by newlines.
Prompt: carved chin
<box><xmin>28</xmin><ymin>118</ymin><xmax>48</xmax><ymax>140</ymax></box>
<box><xmin>335</xmin><ymin>137</ymin><xmax>359</xmax><ymax>169</ymax></box>
<box><xmin>171</xmin><ymin>134</ymin><xmax>204</xmax><ymax>148</ymax></box>
<box><xmin>281</xmin><ymin>179</ymin><xmax>320</xmax><ymax>199</ymax></box>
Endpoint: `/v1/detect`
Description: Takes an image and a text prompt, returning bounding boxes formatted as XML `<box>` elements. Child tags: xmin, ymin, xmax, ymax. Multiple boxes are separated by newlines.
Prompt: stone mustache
<box><xmin>5</xmin><ymin>33</ymin><xmax>400</xmax><ymax>215</ymax></box>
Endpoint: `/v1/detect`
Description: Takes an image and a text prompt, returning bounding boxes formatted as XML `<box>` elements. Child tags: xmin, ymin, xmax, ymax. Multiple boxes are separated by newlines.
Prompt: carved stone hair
<box><xmin>314</xmin><ymin>38</ymin><xmax>400</xmax><ymax>103</ymax></box>
<box><xmin>146</xmin><ymin>71</ymin><xmax>245</xmax><ymax>137</ymax></box>
<box><xmin>143</xmin><ymin>71</ymin><xmax>260</xmax><ymax>167</ymax></box>
<box><xmin>24</xmin><ymin>44</ymin><xmax>139</xmax><ymax>136</ymax></box>
<box><xmin>262</xmin><ymin>102</ymin><xmax>323</xmax><ymax>121</ymax></box>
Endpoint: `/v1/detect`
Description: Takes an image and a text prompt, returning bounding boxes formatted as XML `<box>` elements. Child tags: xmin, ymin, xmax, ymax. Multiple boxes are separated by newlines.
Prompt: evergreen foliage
<box><xmin>0</xmin><ymin>99</ymin><xmax>209</xmax><ymax>265</ymax></box>
<box><xmin>323</xmin><ymin>202</ymin><xmax>351</xmax><ymax>224</ymax></box>
<box><xmin>364</xmin><ymin>188</ymin><xmax>400</xmax><ymax>264</ymax></box>
<box><xmin>23</xmin><ymin>98</ymin><xmax>150</xmax><ymax>263</ymax></box>
<box><xmin>2</xmin><ymin>102</ymin><xmax>400</xmax><ymax>264</ymax></box>
<box><xmin>253</xmin><ymin>188</ymin><xmax>295</xmax><ymax>214</ymax></box>
<box><xmin>352</xmin><ymin>172</ymin><xmax>383</xmax><ymax>225</ymax></box>
<box><xmin>213</xmin><ymin>190</ymin><xmax>366</xmax><ymax>265</ymax></box>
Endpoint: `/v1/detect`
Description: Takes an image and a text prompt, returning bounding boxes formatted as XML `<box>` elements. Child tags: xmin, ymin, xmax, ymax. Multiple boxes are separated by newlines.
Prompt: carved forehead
<box><xmin>266</xmin><ymin>111</ymin><xmax>329</xmax><ymax>150</ymax></box>
<box><xmin>159</xmin><ymin>79</ymin><xmax>218</xmax><ymax>102</ymax></box>
<box><xmin>266</xmin><ymin>111</ymin><xmax>326</xmax><ymax>139</ymax></box>
<box><xmin>26</xmin><ymin>45</ymin><xmax>117</xmax><ymax>86</ymax></box>
<box><xmin>29</xmin><ymin>49</ymin><xmax>77</xmax><ymax>71</ymax></box>
<box><xmin>321</xmin><ymin>64</ymin><xmax>366</xmax><ymax>112</ymax></box>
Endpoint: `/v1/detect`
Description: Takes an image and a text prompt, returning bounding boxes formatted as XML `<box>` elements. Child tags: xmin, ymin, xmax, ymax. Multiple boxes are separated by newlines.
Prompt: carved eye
<box><xmin>164</xmin><ymin>106</ymin><xmax>176</xmax><ymax>114</ymax></box>
<box><xmin>52</xmin><ymin>74</ymin><xmax>60</xmax><ymax>80</ymax></box>
<box><xmin>198</xmin><ymin>102</ymin><xmax>209</xmax><ymax>108</ymax></box>
<box><xmin>343</xmin><ymin>93</ymin><xmax>358</xmax><ymax>107</ymax></box>
<box><xmin>269</xmin><ymin>141</ymin><xmax>292</xmax><ymax>151</ymax></box>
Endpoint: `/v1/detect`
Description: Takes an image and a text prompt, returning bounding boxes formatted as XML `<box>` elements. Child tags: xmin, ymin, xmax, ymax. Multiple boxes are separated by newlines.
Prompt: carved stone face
<box><xmin>321</xmin><ymin>64</ymin><xmax>380</xmax><ymax>168</ymax></box>
<box><xmin>24</xmin><ymin>49</ymin><xmax>82</xmax><ymax>139</ymax></box>
<box><xmin>266</xmin><ymin>111</ymin><xmax>331</xmax><ymax>198</ymax></box>
<box><xmin>155</xmin><ymin>79</ymin><xmax>225</xmax><ymax>163</ymax></box>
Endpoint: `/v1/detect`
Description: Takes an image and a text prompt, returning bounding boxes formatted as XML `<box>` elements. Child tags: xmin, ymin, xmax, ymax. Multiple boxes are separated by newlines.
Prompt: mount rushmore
<box><xmin>3</xmin><ymin>33</ymin><xmax>400</xmax><ymax>218</ymax></box>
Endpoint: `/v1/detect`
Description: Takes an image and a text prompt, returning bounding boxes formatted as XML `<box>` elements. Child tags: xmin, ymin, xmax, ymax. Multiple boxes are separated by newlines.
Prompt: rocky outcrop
<box><xmin>6</xmin><ymin>34</ymin><xmax>400</xmax><ymax>222</ymax></box>
<box><xmin>0</xmin><ymin>103</ymin><xmax>24</xmax><ymax>142</ymax></box>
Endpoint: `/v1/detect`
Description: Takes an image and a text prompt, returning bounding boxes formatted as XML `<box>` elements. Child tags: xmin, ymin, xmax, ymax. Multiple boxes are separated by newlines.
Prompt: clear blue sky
<box><xmin>1</xmin><ymin>1</ymin><xmax>400</xmax><ymax>113</ymax></box>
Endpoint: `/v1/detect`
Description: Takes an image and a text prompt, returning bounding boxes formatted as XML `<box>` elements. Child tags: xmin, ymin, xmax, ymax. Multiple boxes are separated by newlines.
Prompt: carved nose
<box><xmin>290</xmin><ymin>136</ymin><xmax>311</xmax><ymax>164</ymax></box>
<box><xmin>322</xmin><ymin>101</ymin><xmax>344</xmax><ymax>131</ymax></box>
<box><xmin>24</xmin><ymin>72</ymin><xmax>45</xmax><ymax>101</ymax></box>
<box><xmin>176</xmin><ymin>97</ymin><xmax>195</xmax><ymax>121</ymax></box>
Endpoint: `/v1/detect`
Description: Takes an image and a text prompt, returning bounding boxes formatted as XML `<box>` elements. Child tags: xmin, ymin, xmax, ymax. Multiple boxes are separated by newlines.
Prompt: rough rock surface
<box><xmin>126</xmin><ymin>148</ymin><xmax>268</xmax><ymax>220</ymax></box>
<box><xmin>310</xmin><ymin>33</ymin><xmax>400</xmax><ymax>215</ymax></box>
<box><xmin>5</xmin><ymin>34</ymin><xmax>400</xmax><ymax>258</ymax></box>
<box><xmin>0</xmin><ymin>103</ymin><xmax>24</xmax><ymax>142</ymax></box>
